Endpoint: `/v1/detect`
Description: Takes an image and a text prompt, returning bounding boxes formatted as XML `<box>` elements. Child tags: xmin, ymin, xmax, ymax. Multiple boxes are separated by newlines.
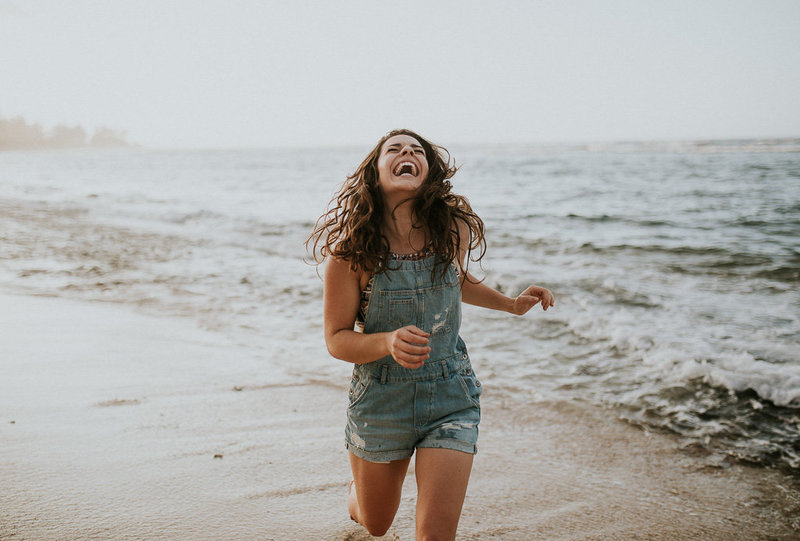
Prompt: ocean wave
<box><xmin>574</xmin><ymin>278</ymin><xmax>662</xmax><ymax>309</ymax></box>
<box><xmin>728</xmin><ymin>217</ymin><xmax>797</xmax><ymax>228</ymax></box>
<box><xmin>727</xmin><ymin>217</ymin><xmax>800</xmax><ymax>230</ymax></box>
<box><xmin>609</xmin><ymin>345</ymin><xmax>800</xmax><ymax>468</ymax></box>
<box><xmin>620</xmin><ymin>382</ymin><xmax>800</xmax><ymax>469</ymax></box>
<box><xmin>673</xmin><ymin>353</ymin><xmax>800</xmax><ymax>408</ymax></box>
<box><xmin>568</xmin><ymin>241</ymin><xmax>800</xmax><ymax>282</ymax></box>
<box><xmin>573</xmin><ymin>242</ymin><xmax>767</xmax><ymax>266</ymax></box>
<box><xmin>548</xmin><ymin>293</ymin><xmax>800</xmax><ymax>469</ymax></box>
<box><xmin>574</xmin><ymin>241</ymin><xmax>729</xmax><ymax>256</ymax></box>
<box><xmin>167</xmin><ymin>208</ymin><xmax>229</xmax><ymax>225</ymax></box>
<box><xmin>776</xmin><ymin>202</ymin><xmax>800</xmax><ymax>215</ymax></box>
<box><xmin>585</xmin><ymin>138</ymin><xmax>800</xmax><ymax>154</ymax></box>
<box><xmin>565</xmin><ymin>213</ymin><xmax>675</xmax><ymax>227</ymax></box>
<box><xmin>755</xmin><ymin>265</ymin><xmax>800</xmax><ymax>283</ymax></box>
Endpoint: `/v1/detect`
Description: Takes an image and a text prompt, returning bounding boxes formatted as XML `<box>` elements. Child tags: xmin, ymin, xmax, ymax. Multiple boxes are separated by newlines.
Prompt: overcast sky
<box><xmin>1</xmin><ymin>0</ymin><xmax>799</xmax><ymax>149</ymax></box>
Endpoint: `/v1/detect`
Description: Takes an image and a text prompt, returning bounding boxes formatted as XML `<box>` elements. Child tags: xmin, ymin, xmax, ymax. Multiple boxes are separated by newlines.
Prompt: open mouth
<box><xmin>393</xmin><ymin>161</ymin><xmax>418</xmax><ymax>177</ymax></box>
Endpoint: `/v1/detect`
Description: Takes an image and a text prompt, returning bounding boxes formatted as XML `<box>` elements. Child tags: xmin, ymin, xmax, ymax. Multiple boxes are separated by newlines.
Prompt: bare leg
<box><xmin>414</xmin><ymin>448</ymin><xmax>474</xmax><ymax>541</ymax></box>
<box><xmin>348</xmin><ymin>452</ymin><xmax>411</xmax><ymax>537</ymax></box>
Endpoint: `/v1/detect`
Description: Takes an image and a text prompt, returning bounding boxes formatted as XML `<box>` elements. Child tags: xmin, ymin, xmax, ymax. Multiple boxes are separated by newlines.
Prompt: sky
<box><xmin>1</xmin><ymin>0</ymin><xmax>799</xmax><ymax>149</ymax></box>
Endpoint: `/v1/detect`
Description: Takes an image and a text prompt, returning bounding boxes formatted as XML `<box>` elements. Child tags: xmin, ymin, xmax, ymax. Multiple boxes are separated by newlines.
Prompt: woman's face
<box><xmin>376</xmin><ymin>134</ymin><xmax>430</xmax><ymax>195</ymax></box>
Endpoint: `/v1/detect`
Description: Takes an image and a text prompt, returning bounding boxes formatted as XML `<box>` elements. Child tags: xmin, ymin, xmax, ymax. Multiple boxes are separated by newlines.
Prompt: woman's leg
<box><xmin>348</xmin><ymin>452</ymin><xmax>411</xmax><ymax>537</ymax></box>
<box><xmin>414</xmin><ymin>448</ymin><xmax>474</xmax><ymax>541</ymax></box>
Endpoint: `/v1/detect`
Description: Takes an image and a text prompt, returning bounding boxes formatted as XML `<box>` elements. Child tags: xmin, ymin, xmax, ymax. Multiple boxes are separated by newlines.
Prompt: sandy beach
<box><xmin>1</xmin><ymin>291</ymin><xmax>797</xmax><ymax>540</ymax></box>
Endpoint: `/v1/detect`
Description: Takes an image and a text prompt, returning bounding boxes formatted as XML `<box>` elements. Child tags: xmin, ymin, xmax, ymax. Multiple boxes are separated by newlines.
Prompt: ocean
<box><xmin>1</xmin><ymin>139</ymin><xmax>798</xmax><ymax>471</ymax></box>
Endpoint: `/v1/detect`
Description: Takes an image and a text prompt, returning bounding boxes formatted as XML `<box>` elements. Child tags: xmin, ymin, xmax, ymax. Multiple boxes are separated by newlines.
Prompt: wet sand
<box><xmin>1</xmin><ymin>292</ymin><xmax>798</xmax><ymax>540</ymax></box>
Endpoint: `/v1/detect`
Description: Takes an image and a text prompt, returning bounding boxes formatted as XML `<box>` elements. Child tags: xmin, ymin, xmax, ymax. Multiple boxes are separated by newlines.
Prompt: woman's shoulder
<box><xmin>326</xmin><ymin>255</ymin><xmax>371</xmax><ymax>289</ymax></box>
<box><xmin>325</xmin><ymin>255</ymin><xmax>363</xmax><ymax>277</ymax></box>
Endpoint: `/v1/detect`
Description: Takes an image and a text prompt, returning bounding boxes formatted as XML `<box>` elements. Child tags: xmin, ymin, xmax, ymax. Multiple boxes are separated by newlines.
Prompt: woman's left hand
<box><xmin>510</xmin><ymin>285</ymin><xmax>555</xmax><ymax>315</ymax></box>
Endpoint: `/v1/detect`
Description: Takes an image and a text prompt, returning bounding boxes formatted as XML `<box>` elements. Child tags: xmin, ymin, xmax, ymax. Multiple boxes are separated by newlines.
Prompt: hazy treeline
<box><xmin>0</xmin><ymin>113</ymin><xmax>132</xmax><ymax>149</ymax></box>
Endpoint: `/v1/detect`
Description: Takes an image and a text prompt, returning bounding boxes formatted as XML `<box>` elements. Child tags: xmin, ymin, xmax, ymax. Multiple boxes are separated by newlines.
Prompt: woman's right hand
<box><xmin>385</xmin><ymin>325</ymin><xmax>430</xmax><ymax>369</ymax></box>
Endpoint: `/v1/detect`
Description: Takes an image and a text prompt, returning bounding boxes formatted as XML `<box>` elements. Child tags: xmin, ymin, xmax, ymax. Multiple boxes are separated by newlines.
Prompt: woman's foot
<box><xmin>348</xmin><ymin>479</ymin><xmax>359</xmax><ymax>523</ymax></box>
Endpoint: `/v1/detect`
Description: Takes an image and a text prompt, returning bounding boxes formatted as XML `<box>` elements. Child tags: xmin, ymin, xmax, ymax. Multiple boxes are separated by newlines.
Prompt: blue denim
<box><xmin>345</xmin><ymin>256</ymin><xmax>482</xmax><ymax>462</ymax></box>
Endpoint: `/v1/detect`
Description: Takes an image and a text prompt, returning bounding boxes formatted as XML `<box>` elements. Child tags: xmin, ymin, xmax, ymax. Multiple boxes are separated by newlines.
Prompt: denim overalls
<box><xmin>345</xmin><ymin>254</ymin><xmax>482</xmax><ymax>463</ymax></box>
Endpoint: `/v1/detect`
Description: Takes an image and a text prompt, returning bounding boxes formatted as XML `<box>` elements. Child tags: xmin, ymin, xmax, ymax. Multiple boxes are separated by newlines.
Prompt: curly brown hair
<box><xmin>306</xmin><ymin>129</ymin><xmax>486</xmax><ymax>280</ymax></box>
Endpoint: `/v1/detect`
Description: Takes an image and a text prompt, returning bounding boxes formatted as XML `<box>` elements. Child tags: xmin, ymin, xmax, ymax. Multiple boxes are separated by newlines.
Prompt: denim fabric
<box><xmin>345</xmin><ymin>255</ymin><xmax>482</xmax><ymax>462</ymax></box>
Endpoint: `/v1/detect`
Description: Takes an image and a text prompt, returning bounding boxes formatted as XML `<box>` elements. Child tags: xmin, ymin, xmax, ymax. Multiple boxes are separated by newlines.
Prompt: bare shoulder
<box><xmin>324</xmin><ymin>256</ymin><xmax>367</xmax><ymax>290</ymax></box>
<box><xmin>325</xmin><ymin>256</ymin><xmax>357</xmax><ymax>279</ymax></box>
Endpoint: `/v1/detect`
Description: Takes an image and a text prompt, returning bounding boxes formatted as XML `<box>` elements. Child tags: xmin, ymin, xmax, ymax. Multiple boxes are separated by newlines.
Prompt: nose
<box><xmin>400</xmin><ymin>145</ymin><xmax>415</xmax><ymax>156</ymax></box>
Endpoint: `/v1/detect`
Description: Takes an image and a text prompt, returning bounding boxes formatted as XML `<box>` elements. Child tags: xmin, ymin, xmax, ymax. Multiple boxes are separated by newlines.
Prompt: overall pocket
<box><xmin>348</xmin><ymin>374</ymin><xmax>372</xmax><ymax>409</ymax></box>
<box><xmin>388</xmin><ymin>297</ymin><xmax>416</xmax><ymax>327</ymax></box>
<box><xmin>456</xmin><ymin>367</ymin><xmax>482</xmax><ymax>409</ymax></box>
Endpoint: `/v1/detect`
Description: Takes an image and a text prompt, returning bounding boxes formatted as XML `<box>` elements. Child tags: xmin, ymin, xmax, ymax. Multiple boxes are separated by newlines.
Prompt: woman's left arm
<box><xmin>461</xmin><ymin>273</ymin><xmax>555</xmax><ymax>315</ymax></box>
<box><xmin>454</xmin><ymin>218</ymin><xmax>554</xmax><ymax>315</ymax></box>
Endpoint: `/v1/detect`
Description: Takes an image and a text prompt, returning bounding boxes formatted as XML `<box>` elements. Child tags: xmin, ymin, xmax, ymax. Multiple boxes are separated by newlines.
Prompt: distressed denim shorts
<box><xmin>345</xmin><ymin>352</ymin><xmax>482</xmax><ymax>463</ymax></box>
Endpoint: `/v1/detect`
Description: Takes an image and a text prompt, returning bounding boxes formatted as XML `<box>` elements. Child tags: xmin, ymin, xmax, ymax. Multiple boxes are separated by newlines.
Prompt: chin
<box><xmin>384</xmin><ymin>178</ymin><xmax>422</xmax><ymax>192</ymax></box>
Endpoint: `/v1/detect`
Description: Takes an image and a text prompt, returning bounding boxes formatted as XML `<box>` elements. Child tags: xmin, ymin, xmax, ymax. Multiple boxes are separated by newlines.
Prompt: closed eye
<box><xmin>384</xmin><ymin>144</ymin><xmax>425</xmax><ymax>155</ymax></box>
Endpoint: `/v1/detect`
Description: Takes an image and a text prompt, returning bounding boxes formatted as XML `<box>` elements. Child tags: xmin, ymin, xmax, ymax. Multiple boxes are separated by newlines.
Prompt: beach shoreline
<box><xmin>1</xmin><ymin>291</ymin><xmax>797</xmax><ymax>539</ymax></box>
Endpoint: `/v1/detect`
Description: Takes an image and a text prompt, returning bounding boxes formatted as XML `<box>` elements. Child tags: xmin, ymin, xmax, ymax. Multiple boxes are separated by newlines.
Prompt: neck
<box><xmin>382</xmin><ymin>199</ymin><xmax>427</xmax><ymax>254</ymax></box>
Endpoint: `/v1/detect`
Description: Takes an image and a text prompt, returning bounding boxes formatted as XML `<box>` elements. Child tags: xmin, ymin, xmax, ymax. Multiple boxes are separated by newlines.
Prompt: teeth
<box><xmin>393</xmin><ymin>161</ymin><xmax>417</xmax><ymax>176</ymax></box>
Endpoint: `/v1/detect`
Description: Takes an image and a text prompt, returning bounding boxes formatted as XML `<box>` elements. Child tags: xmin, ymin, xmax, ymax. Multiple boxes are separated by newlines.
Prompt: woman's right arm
<box><xmin>324</xmin><ymin>257</ymin><xmax>430</xmax><ymax>368</ymax></box>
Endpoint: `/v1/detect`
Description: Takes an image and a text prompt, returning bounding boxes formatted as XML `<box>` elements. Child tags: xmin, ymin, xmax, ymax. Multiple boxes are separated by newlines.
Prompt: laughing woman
<box><xmin>307</xmin><ymin>129</ymin><xmax>554</xmax><ymax>539</ymax></box>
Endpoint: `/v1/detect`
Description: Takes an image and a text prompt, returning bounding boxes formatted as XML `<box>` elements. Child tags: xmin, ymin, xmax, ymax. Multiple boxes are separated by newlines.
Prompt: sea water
<box><xmin>1</xmin><ymin>139</ymin><xmax>798</xmax><ymax>469</ymax></box>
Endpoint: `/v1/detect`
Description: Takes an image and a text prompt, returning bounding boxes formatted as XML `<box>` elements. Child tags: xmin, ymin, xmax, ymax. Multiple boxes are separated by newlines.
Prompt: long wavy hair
<box><xmin>306</xmin><ymin>129</ymin><xmax>485</xmax><ymax>281</ymax></box>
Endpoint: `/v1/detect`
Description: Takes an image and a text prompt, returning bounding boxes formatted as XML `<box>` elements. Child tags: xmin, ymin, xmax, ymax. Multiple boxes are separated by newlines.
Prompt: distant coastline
<box><xmin>0</xmin><ymin>113</ymin><xmax>134</xmax><ymax>149</ymax></box>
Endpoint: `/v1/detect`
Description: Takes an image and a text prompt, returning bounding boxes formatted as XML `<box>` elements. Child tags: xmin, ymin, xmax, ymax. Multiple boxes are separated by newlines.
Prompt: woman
<box><xmin>308</xmin><ymin>129</ymin><xmax>554</xmax><ymax>539</ymax></box>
